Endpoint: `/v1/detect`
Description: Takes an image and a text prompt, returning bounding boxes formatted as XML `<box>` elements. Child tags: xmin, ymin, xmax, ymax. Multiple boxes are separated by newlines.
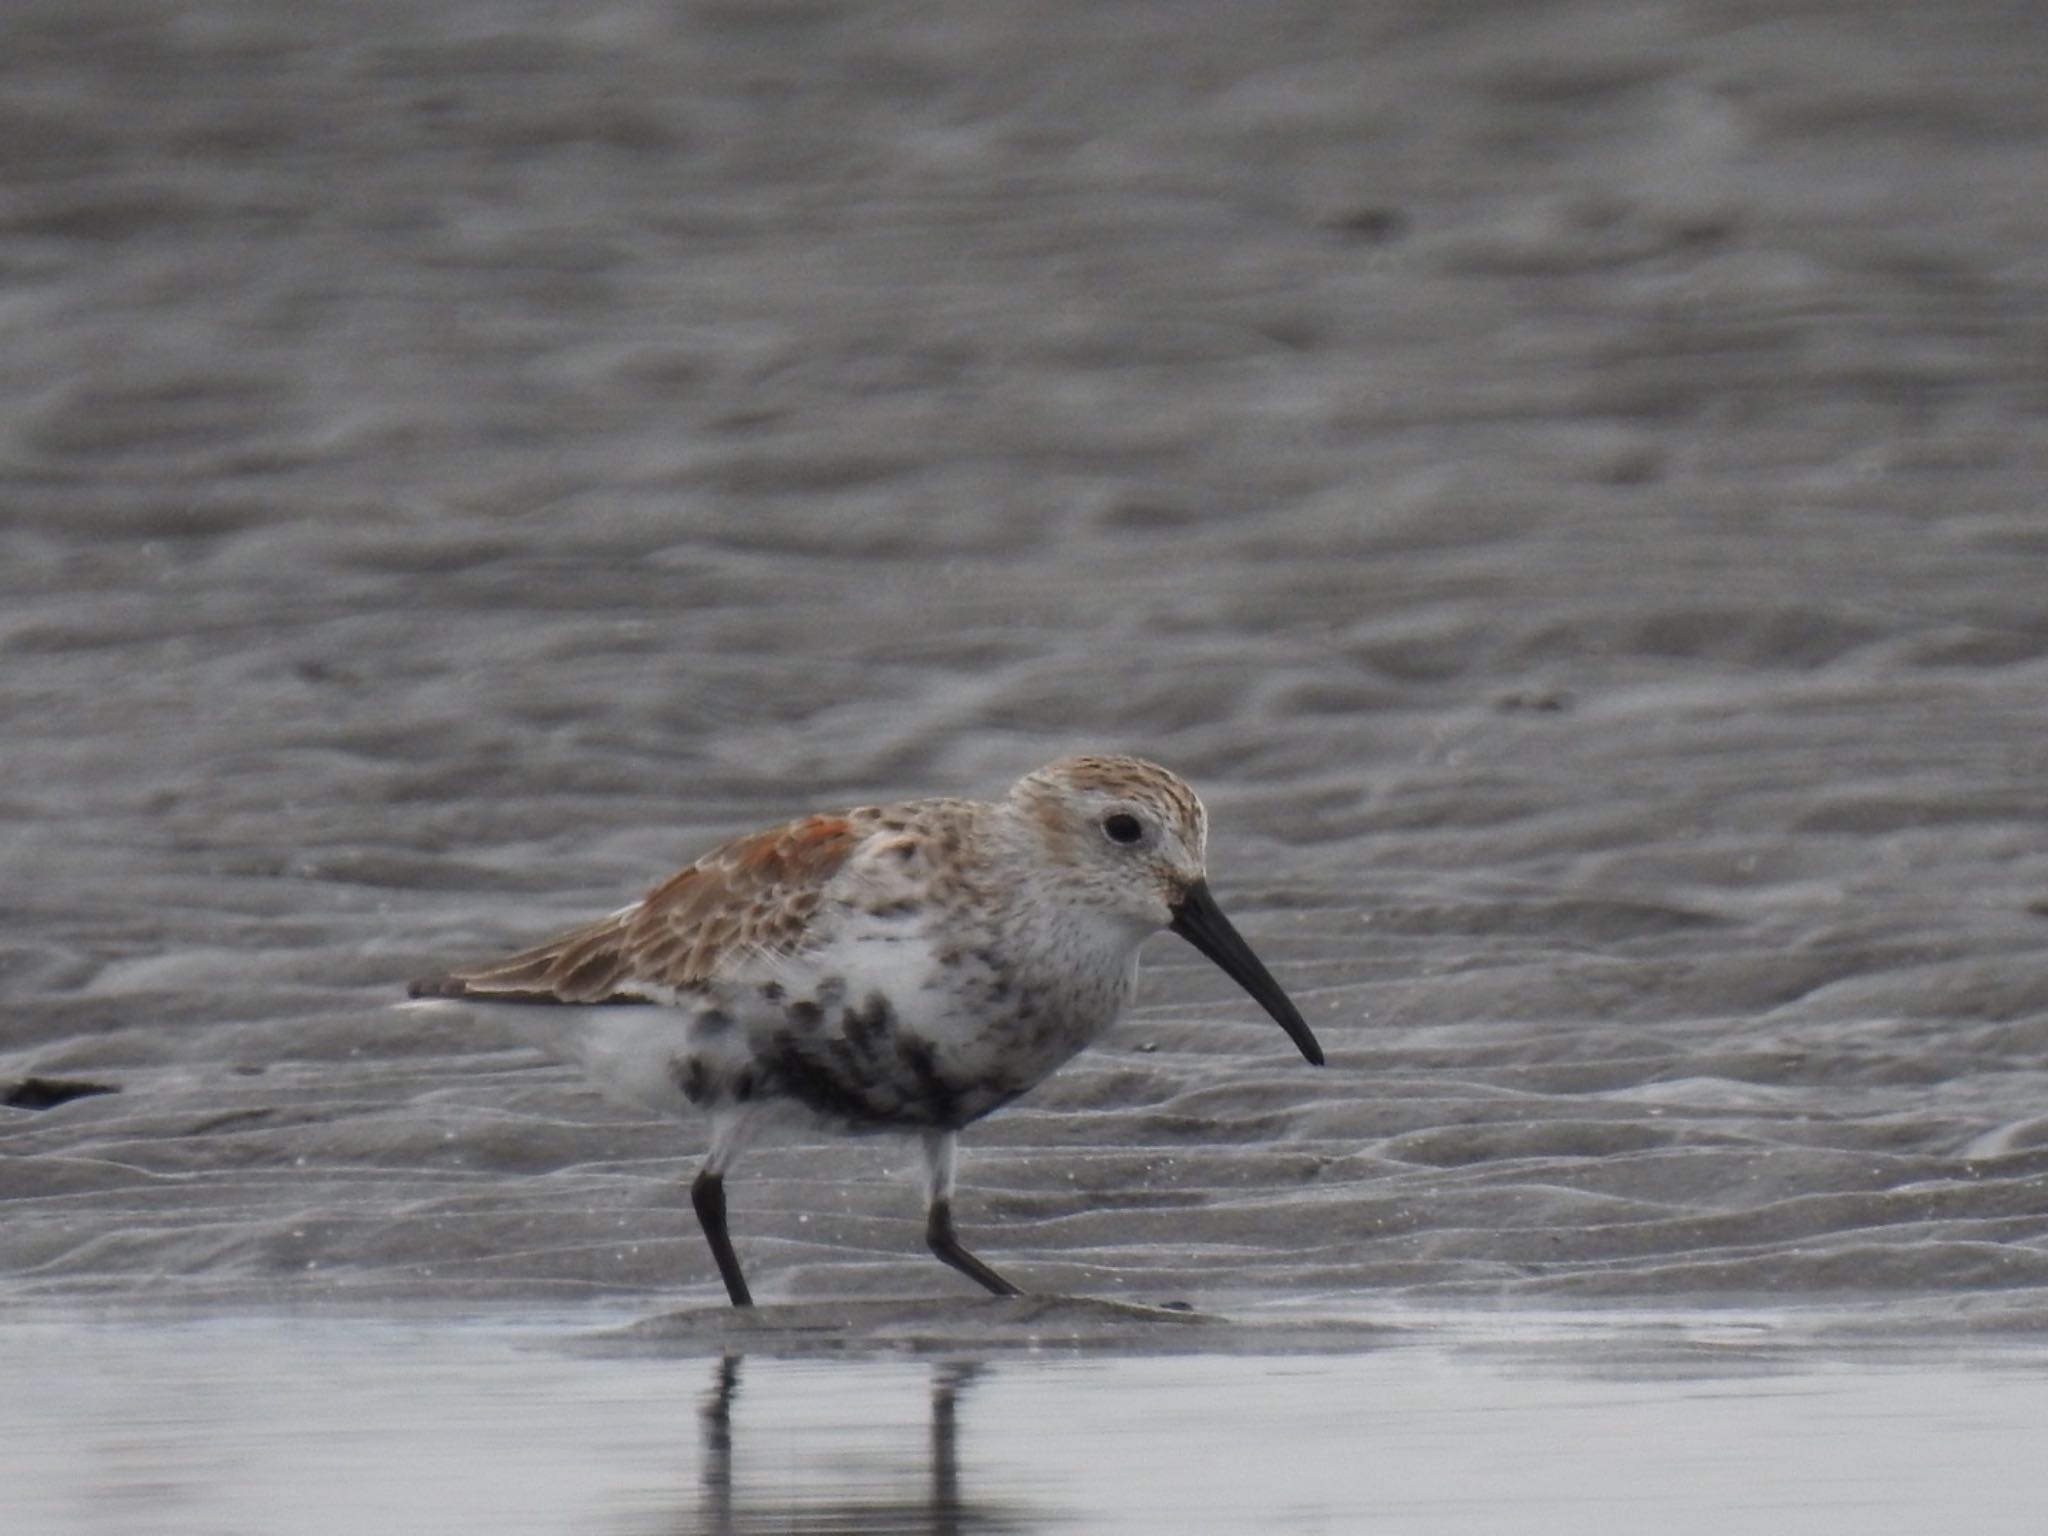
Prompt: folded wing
<box><xmin>406</xmin><ymin>813</ymin><xmax>868</xmax><ymax>1004</ymax></box>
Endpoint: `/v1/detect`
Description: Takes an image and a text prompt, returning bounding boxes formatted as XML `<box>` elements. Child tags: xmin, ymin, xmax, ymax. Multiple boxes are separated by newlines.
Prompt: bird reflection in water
<box><xmin>686</xmin><ymin>1354</ymin><xmax>1044</xmax><ymax>1535</ymax></box>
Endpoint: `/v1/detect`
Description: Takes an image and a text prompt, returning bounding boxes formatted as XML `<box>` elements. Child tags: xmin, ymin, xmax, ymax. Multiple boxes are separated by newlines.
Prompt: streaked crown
<box><xmin>1004</xmin><ymin>755</ymin><xmax>1209</xmax><ymax>930</ymax></box>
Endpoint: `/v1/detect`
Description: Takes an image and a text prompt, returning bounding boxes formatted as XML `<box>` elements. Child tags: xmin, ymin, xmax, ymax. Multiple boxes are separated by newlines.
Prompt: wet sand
<box><xmin>5</xmin><ymin>0</ymin><xmax>2048</xmax><ymax>1522</ymax></box>
<box><xmin>8</xmin><ymin>0</ymin><xmax>2048</xmax><ymax>1318</ymax></box>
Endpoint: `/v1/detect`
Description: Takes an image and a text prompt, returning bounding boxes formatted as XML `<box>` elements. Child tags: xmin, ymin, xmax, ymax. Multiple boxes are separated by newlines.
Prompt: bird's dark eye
<box><xmin>1102</xmin><ymin>812</ymin><xmax>1145</xmax><ymax>845</ymax></box>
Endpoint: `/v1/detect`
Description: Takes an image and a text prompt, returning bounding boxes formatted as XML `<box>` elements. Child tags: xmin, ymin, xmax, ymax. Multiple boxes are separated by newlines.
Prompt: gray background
<box><xmin>5</xmin><ymin>0</ymin><xmax>2048</xmax><ymax>1320</ymax></box>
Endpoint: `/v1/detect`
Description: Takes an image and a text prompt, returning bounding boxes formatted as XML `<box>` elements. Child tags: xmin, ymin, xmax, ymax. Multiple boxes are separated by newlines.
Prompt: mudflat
<box><xmin>4</xmin><ymin>0</ymin><xmax>2048</xmax><ymax>1332</ymax></box>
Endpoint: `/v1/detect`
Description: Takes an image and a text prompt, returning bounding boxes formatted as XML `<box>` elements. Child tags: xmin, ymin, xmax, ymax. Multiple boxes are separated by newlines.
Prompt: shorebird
<box><xmin>408</xmin><ymin>754</ymin><xmax>1322</xmax><ymax>1305</ymax></box>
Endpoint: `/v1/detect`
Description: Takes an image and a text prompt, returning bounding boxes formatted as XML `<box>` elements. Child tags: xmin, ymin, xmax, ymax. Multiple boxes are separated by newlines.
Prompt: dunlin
<box><xmin>408</xmin><ymin>754</ymin><xmax>1322</xmax><ymax>1305</ymax></box>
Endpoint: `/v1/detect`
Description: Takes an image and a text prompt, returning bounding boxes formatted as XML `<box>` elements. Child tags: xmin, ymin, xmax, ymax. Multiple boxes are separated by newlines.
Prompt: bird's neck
<box><xmin>980</xmin><ymin>830</ymin><xmax>1149</xmax><ymax>1013</ymax></box>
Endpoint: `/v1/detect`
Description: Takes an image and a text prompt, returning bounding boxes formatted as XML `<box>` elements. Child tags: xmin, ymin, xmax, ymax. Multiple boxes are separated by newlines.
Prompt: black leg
<box><xmin>925</xmin><ymin>1196</ymin><xmax>1022</xmax><ymax>1297</ymax></box>
<box><xmin>691</xmin><ymin>1168</ymin><xmax>753</xmax><ymax>1308</ymax></box>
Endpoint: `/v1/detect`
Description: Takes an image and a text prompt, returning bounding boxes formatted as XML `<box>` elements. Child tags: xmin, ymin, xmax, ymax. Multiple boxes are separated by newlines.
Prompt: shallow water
<box><xmin>8</xmin><ymin>1309</ymin><xmax>2048</xmax><ymax>1535</ymax></box>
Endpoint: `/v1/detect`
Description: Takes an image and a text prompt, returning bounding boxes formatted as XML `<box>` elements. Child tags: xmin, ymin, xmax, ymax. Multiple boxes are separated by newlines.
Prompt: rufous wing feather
<box><xmin>407</xmin><ymin>813</ymin><xmax>867</xmax><ymax>1004</ymax></box>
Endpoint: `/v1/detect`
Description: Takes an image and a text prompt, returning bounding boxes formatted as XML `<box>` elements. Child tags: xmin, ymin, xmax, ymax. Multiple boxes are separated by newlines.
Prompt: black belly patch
<box><xmin>672</xmin><ymin>1055</ymin><xmax>712</xmax><ymax>1107</ymax></box>
<box><xmin>759</xmin><ymin>990</ymin><xmax>966</xmax><ymax>1129</ymax></box>
<box><xmin>670</xmin><ymin>1054</ymin><xmax>759</xmax><ymax>1110</ymax></box>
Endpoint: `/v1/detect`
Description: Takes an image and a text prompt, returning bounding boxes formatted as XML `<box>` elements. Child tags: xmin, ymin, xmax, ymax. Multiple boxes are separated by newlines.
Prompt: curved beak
<box><xmin>1168</xmin><ymin>880</ymin><xmax>1323</xmax><ymax>1066</ymax></box>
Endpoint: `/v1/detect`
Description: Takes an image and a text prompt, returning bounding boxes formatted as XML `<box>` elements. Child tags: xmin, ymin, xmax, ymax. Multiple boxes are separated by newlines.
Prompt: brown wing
<box><xmin>407</xmin><ymin>813</ymin><xmax>867</xmax><ymax>1004</ymax></box>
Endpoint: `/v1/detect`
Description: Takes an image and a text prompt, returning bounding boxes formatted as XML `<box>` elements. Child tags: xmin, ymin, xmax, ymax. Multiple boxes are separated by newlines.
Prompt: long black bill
<box><xmin>1168</xmin><ymin>880</ymin><xmax>1323</xmax><ymax>1066</ymax></box>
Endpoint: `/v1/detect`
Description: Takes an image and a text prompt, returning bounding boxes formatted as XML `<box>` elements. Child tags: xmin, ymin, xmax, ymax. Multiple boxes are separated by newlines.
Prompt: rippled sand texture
<box><xmin>5</xmin><ymin>0</ymin><xmax>2048</xmax><ymax>1324</ymax></box>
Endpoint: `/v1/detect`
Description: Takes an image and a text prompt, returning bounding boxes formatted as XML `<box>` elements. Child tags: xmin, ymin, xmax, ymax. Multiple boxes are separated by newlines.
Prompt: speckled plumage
<box><xmin>407</xmin><ymin>754</ymin><xmax>1322</xmax><ymax>1306</ymax></box>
